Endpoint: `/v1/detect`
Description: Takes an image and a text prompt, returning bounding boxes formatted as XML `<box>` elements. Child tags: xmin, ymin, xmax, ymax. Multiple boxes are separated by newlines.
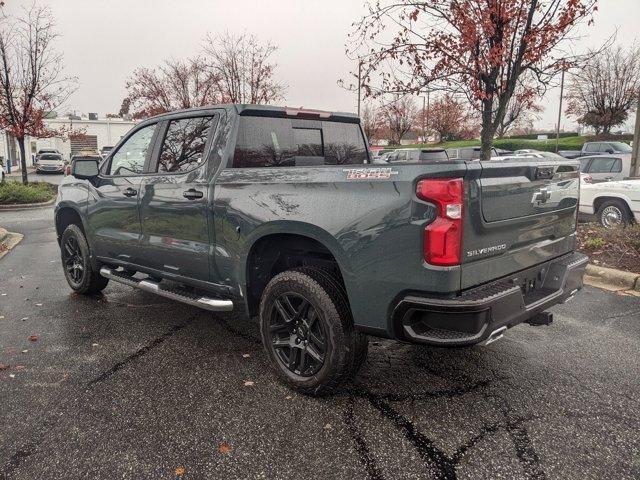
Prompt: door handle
<box><xmin>123</xmin><ymin>187</ymin><xmax>137</xmax><ymax>197</ymax></box>
<box><xmin>183</xmin><ymin>188</ymin><xmax>204</xmax><ymax>200</ymax></box>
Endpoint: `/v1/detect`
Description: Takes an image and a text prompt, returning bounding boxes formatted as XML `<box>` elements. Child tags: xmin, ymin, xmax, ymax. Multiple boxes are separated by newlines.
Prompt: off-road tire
<box><xmin>60</xmin><ymin>224</ymin><xmax>109</xmax><ymax>294</ymax></box>
<box><xmin>259</xmin><ymin>266</ymin><xmax>368</xmax><ymax>396</ymax></box>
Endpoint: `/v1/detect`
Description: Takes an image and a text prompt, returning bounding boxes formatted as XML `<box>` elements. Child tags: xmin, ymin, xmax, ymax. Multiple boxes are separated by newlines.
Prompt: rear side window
<box><xmin>611</xmin><ymin>158</ymin><xmax>622</xmax><ymax>173</ymax></box>
<box><xmin>158</xmin><ymin>116</ymin><xmax>215</xmax><ymax>173</ymax></box>
<box><xmin>232</xmin><ymin>116</ymin><xmax>367</xmax><ymax>168</ymax></box>
<box><xmin>587</xmin><ymin>157</ymin><xmax>617</xmax><ymax>173</ymax></box>
<box><xmin>584</xmin><ymin>143</ymin><xmax>599</xmax><ymax>153</ymax></box>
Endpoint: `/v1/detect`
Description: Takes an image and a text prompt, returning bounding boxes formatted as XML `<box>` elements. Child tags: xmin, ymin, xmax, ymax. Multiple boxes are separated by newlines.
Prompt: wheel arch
<box><xmin>593</xmin><ymin>195</ymin><xmax>633</xmax><ymax>216</ymax></box>
<box><xmin>54</xmin><ymin>205</ymin><xmax>87</xmax><ymax>245</ymax></box>
<box><xmin>241</xmin><ymin>223</ymin><xmax>351</xmax><ymax>318</ymax></box>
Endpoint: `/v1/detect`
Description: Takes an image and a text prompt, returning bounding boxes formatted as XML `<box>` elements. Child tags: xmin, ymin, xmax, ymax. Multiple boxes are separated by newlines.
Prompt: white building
<box><xmin>1</xmin><ymin>116</ymin><xmax>138</xmax><ymax>172</ymax></box>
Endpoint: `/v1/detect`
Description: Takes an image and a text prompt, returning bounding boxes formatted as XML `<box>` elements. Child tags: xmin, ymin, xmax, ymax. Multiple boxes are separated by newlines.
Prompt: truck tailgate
<box><xmin>461</xmin><ymin>159</ymin><xmax>580</xmax><ymax>289</ymax></box>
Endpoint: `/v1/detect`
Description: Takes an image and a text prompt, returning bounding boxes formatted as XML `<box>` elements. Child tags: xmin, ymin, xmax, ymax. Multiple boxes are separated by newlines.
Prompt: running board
<box><xmin>99</xmin><ymin>267</ymin><xmax>233</xmax><ymax>312</ymax></box>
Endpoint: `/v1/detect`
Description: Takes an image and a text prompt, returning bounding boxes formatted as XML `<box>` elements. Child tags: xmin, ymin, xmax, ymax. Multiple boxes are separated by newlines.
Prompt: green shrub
<box><xmin>582</xmin><ymin>237</ymin><xmax>606</xmax><ymax>250</ymax></box>
<box><xmin>0</xmin><ymin>181</ymin><xmax>57</xmax><ymax>205</ymax></box>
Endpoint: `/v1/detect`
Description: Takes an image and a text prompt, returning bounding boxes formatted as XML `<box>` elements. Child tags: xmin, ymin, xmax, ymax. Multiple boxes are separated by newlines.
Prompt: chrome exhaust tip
<box><xmin>482</xmin><ymin>326</ymin><xmax>507</xmax><ymax>346</ymax></box>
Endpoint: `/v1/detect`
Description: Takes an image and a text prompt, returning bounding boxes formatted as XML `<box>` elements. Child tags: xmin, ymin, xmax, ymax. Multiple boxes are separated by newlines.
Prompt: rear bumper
<box><xmin>391</xmin><ymin>252</ymin><xmax>588</xmax><ymax>346</ymax></box>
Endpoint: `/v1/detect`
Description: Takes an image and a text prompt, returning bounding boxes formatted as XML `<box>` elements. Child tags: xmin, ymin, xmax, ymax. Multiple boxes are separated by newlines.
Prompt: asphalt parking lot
<box><xmin>1</xmin><ymin>207</ymin><xmax>639</xmax><ymax>479</ymax></box>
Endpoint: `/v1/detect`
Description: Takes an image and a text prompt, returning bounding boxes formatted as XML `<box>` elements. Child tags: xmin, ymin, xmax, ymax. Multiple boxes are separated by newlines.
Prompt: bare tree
<box><xmin>203</xmin><ymin>32</ymin><xmax>286</xmax><ymax>104</ymax></box>
<box><xmin>125</xmin><ymin>57</ymin><xmax>221</xmax><ymax>118</ymax></box>
<box><xmin>0</xmin><ymin>5</ymin><xmax>77</xmax><ymax>184</ymax></box>
<box><xmin>420</xmin><ymin>95</ymin><xmax>480</xmax><ymax>142</ymax></box>
<box><xmin>566</xmin><ymin>45</ymin><xmax>640</xmax><ymax>134</ymax></box>
<box><xmin>497</xmin><ymin>86</ymin><xmax>542</xmax><ymax>137</ymax></box>
<box><xmin>360</xmin><ymin>102</ymin><xmax>383</xmax><ymax>142</ymax></box>
<box><xmin>381</xmin><ymin>97</ymin><xmax>418</xmax><ymax>145</ymax></box>
<box><xmin>347</xmin><ymin>0</ymin><xmax>597</xmax><ymax>160</ymax></box>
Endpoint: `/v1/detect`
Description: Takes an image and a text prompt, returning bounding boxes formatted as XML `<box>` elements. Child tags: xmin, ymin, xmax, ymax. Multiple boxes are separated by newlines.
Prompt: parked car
<box><xmin>578</xmin><ymin>154</ymin><xmax>633</xmax><ymax>182</ymax></box>
<box><xmin>579</xmin><ymin>179</ymin><xmax>640</xmax><ymax>228</ymax></box>
<box><xmin>375</xmin><ymin>148</ymin><xmax>449</xmax><ymax>163</ymax></box>
<box><xmin>54</xmin><ymin>104</ymin><xmax>587</xmax><ymax>395</ymax></box>
<box><xmin>100</xmin><ymin>146</ymin><xmax>114</xmax><ymax>158</ymax></box>
<box><xmin>35</xmin><ymin>153</ymin><xmax>66</xmax><ymax>173</ymax></box>
<box><xmin>492</xmin><ymin>151</ymin><xmax>565</xmax><ymax>161</ymax></box>
<box><xmin>560</xmin><ymin>141</ymin><xmax>632</xmax><ymax>159</ymax></box>
<box><xmin>447</xmin><ymin>146</ymin><xmax>499</xmax><ymax>160</ymax></box>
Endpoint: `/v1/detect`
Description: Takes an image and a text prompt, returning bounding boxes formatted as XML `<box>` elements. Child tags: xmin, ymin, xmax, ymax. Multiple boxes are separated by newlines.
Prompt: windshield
<box><xmin>610</xmin><ymin>142</ymin><xmax>632</xmax><ymax>153</ymax></box>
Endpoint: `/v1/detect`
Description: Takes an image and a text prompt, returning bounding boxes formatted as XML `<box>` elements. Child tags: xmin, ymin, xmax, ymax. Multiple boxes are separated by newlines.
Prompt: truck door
<box><xmin>138</xmin><ymin>113</ymin><xmax>218</xmax><ymax>284</ymax></box>
<box><xmin>86</xmin><ymin>122</ymin><xmax>159</xmax><ymax>264</ymax></box>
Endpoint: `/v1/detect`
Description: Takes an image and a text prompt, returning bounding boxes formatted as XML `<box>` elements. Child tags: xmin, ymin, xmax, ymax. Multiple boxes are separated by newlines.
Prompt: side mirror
<box><xmin>605</xmin><ymin>149</ymin><xmax>614</xmax><ymax>154</ymax></box>
<box><xmin>71</xmin><ymin>157</ymin><xmax>100</xmax><ymax>179</ymax></box>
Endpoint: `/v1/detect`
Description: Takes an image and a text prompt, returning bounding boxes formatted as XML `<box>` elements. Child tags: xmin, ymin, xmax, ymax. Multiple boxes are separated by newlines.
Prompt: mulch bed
<box><xmin>577</xmin><ymin>224</ymin><xmax>640</xmax><ymax>274</ymax></box>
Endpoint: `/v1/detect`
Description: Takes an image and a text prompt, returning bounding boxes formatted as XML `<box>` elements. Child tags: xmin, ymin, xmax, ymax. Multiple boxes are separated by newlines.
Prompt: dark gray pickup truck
<box><xmin>54</xmin><ymin>104</ymin><xmax>588</xmax><ymax>395</ymax></box>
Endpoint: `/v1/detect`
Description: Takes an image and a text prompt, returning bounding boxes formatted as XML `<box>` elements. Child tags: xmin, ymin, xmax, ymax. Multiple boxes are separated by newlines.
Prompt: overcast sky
<box><xmin>6</xmin><ymin>0</ymin><xmax>640</xmax><ymax>132</ymax></box>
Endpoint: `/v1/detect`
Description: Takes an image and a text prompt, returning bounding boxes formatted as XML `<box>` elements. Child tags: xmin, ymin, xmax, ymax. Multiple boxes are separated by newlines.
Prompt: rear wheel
<box><xmin>597</xmin><ymin>199</ymin><xmax>632</xmax><ymax>228</ymax></box>
<box><xmin>259</xmin><ymin>267</ymin><xmax>368</xmax><ymax>396</ymax></box>
<box><xmin>60</xmin><ymin>224</ymin><xmax>109</xmax><ymax>294</ymax></box>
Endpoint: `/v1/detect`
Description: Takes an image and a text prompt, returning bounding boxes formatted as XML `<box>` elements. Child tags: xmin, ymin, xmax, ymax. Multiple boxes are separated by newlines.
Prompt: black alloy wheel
<box><xmin>268</xmin><ymin>293</ymin><xmax>327</xmax><ymax>377</ymax></box>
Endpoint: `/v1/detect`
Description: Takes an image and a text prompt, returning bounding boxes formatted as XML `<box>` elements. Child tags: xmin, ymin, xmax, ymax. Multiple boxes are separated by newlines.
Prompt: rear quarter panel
<box><xmin>213</xmin><ymin>163</ymin><xmax>467</xmax><ymax>332</ymax></box>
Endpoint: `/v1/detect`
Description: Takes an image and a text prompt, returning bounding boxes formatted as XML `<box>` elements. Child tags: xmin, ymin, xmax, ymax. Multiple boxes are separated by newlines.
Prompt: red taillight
<box><xmin>417</xmin><ymin>178</ymin><xmax>463</xmax><ymax>266</ymax></box>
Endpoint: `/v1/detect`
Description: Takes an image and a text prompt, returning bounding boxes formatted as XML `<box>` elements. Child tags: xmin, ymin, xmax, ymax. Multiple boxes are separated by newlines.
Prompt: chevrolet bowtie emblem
<box><xmin>531</xmin><ymin>187</ymin><xmax>552</xmax><ymax>205</ymax></box>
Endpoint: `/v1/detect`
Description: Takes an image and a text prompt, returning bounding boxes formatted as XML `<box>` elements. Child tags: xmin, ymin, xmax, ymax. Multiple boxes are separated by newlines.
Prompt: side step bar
<box><xmin>99</xmin><ymin>267</ymin><xmax>233</xmax><ymax>312</ymax></box>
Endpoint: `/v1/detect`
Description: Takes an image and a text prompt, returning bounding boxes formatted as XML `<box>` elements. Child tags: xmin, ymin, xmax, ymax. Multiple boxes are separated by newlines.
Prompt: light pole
<box><xmin>632</xmin><ymin>94</ymin><xmax>640</xmax><ymax>177</ymax></box>
<box><xmin>420</xmin><ymin>89</ymin><xmax>430</xmax><ymax>145</ymax></box>
<box><xmin>357</xmin><ymin>59</ymin><xmax>362</xmax><ymax>117</ymax></box>
<box><xmin>555</xmin><ymin>67</ymin><xmax>566</xmax><ymax>153</ymax></box>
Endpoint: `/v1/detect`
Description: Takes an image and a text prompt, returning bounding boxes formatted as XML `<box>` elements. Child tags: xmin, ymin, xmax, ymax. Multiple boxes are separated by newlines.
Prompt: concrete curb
<box><xmin>0</xmin><ymin>231</ymin><xmax>24</xmax><ymax>260</ymax></box>
<box><xmin>584</xmin><ymin>264</ymin><xmax>640</xmax><ymax>292</ymax></box>
<box><xmin>0</xmin><ymin>197</ymin><xmax>55</xmax><ymax>210</ymax></box>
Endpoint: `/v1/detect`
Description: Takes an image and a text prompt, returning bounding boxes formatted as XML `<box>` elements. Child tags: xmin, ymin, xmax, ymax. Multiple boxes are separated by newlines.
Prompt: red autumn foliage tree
<box><xmin>203</xmin><ymin>32</ymin><xmax>286</xmax><ymax>104</ymax></box>
<box><xmin>418</xmin><ymin>95</ymin><xmax>480</xmax><ymax>142</ymax></box>
<box><xmin>125</xmin><ymin>57</ymin><xmax>221</xmax><ymax>119</ymax></box>
<box><xmin>0</xmin><ymin>5</ymin><xmax>77</xmax><ymax>183</ymax></box>
<box><xmin>348</xmin><ymin>0</ymin><xmax>597</xmax><ymax>159</ymax></box>
<box><xmin>381</xmin><ymin>96</ymin><xmax>418</xmax><ymax>145</ymax></box>
<box><xmin>565</xmin><ymin>45</ymin><xmax>640</xmax><ymax>134</ymax></box>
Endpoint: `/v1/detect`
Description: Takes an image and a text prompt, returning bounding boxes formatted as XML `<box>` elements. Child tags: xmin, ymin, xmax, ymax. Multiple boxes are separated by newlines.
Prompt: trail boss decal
<box><xmin>343</xmin><ymin>167</ymin><xmax>399</xmax><ymax>180</ymax></box>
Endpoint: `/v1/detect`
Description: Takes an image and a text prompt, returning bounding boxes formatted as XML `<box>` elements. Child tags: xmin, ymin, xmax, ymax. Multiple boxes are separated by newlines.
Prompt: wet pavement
<box><xmin>1</xmin><ymin>207</ymin><xmax>639</xmax><ymax>479</ymax></box>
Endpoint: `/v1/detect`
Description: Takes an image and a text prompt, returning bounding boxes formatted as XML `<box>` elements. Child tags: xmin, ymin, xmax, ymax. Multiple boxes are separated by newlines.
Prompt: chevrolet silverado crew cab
<box><xmin>54</xmin><ymin>104</ymin><xmax>588</xmax><ymax>395</ymax></box>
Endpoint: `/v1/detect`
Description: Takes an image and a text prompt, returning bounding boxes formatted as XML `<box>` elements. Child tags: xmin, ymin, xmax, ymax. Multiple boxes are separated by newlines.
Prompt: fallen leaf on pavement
<box><xmin>0</xmin><ymin>364</ymin><xmax>9</xmax><ymax>371</ymax></box>
<box><xmin>218</xmin><ymin>443</ymin><xmax>231</xmax><ymax>454</ymax></box>
<box><xmin>243</xmin><ymin>380</ymin><xmax>254</xmax><ymax>387</ymax></box>
<box><xmin>28</xmin><ymin>335</ymin><xmax>38</xmax><ymax>342</ymax></box>
<box><xmin>175</xmin><ymin>466</ymin><xmax>186</xmax><ymax>476</ymax></box>
<box><xmin>285</xmin><ymin>395</ymin><xmax>292</xmax><ymax>400</ymax></box>
<box><xmin>91</xmin><ymin>343</ymin><xmax>99</xmax><ymax>347</ymax></box>
<box><xmin>242</xmin><ymin>353</ymin><xmax>250</xmax><ymax>358</ymax></box>
<box><xmin>323</xmin><ymin>423</ymin><xmax>333</xmax><ymax>431</ymax></box>
<box><xmin>21</xmin><ymin>350</ymin><xmax>28</xmax><ymax>354</ymax></box>
<box><xmin>35</xmin><ymin>303</ymin><xmax>42</xmax><ymax>307</ymax></box>
<box><xmin>9</xmin><ymin>374</ymin><xmax>15</xmax><ymax>378</ymax></box>
<box><xmin>21</xmin><ymin>317</ymin><xmax>29</xmax><ymax>321</ymax></box>
<box><xmin>0</xmin><ymin>315</ymin><xmax>4</xmax><ymax>319</ymax></box>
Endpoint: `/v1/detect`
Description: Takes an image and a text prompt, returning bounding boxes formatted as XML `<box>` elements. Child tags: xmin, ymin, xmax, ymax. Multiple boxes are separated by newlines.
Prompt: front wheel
<box><xmin>60</xmin><ymin>224</ymin><xmax>109</xmax><ymax>294</ymax></box>
<box><xmin>259</xmin><ymin>267</ymin><xmax>367</xmax><ymax>396</ymax></box>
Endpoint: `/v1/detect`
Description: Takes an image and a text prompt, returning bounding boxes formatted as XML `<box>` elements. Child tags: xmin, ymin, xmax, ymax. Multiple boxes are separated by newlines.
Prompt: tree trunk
<box><xmin>480</xmin><ymin>100</ymin><xmax>495</xmax><ymax>161</ymax></box>
<box><xmin>17</xmin><ymin>136</ymin><xmax>28</xmax><ymax>185</ymax></box>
